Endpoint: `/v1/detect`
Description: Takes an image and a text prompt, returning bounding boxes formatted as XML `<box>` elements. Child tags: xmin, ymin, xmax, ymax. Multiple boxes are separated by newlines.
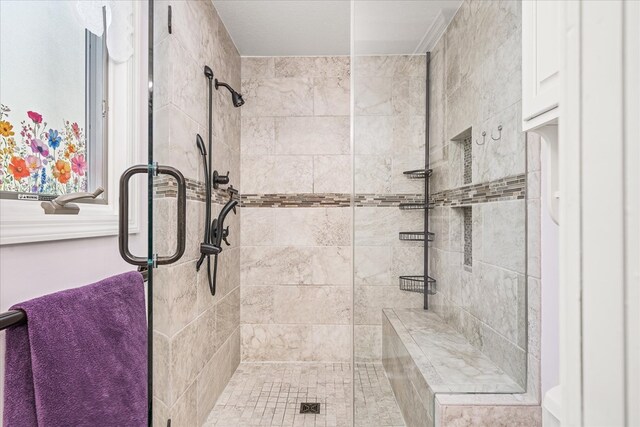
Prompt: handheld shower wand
<box><xmin>195</xmin><ymin>133</ymin><xmax>219</xmax><ymax>273</ymax></box>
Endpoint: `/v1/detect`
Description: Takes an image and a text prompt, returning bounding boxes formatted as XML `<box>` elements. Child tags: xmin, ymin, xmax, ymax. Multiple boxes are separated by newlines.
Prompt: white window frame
<box><xmin>0</xmin><ymin>2</ymin><xmax>144</xmax><ymax>245</ymax></box>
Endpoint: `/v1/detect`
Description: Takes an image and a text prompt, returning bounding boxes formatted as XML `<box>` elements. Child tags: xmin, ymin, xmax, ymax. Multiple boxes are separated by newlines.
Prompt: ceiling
<box><xmin>212</xmin><ymin>0</ymin><xmax>462</xmax><ymax>56</ymax></box>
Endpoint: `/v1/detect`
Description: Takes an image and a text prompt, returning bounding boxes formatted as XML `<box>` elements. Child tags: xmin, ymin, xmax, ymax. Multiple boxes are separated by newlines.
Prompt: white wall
<box><xmin>0</xmin><ymin>231</ymin><xmax>146</xmax><ymax>310</ymax></box>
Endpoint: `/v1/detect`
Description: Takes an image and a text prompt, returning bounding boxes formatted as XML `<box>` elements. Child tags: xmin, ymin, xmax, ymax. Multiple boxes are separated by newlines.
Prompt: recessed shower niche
<box><xmin>452</xmin><ymin>127</ymin><xmax>473</xmax><ymax>186</ymax></box>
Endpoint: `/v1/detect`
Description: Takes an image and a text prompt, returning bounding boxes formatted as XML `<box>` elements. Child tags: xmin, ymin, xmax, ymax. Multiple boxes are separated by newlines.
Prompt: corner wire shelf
<box><xmin>398</xmin><ymin>52</ymin><xmax>434</xmax><ymax>307</ymax></box>
<box><xmin>399</xmin><ymin>275</ymin><xmax>437</xmax><ymax>295</ymax></box>
<box><xmin>398</xmin><ymin>231</ymin><xmax>434</xmax><ymax>242</ymax></box>
<box><xmin>403</xmin><ymin>168</ymin><xmax>433</xmax><ymax>179</ymax></box>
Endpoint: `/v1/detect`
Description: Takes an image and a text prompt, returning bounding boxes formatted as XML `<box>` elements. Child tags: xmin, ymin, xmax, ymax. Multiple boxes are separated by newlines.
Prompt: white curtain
<box><xmin>73</xmin><ymin>0</ymin><xmax>133</xmax><ymax>63</ymax></box>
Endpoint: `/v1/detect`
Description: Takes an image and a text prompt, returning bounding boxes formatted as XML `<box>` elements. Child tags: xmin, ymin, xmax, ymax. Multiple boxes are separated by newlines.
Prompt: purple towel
<box><xmin>4</xmin><ymin>271</ymin><xmax>147</xmax><ymax>426</ymax></box>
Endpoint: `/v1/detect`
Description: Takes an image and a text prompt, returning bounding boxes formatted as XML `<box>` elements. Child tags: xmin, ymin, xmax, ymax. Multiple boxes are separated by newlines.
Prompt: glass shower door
<box><xmin>351</xmin><ymin>2</ymin><xmax>528</xmax><ymax>426</ymax></box>
<box><xmin>120</xmin><ymin>3</ymin><xmax>192</xmax><ymax>424</ymax></box>
<box><xmin>115</xmin><ymin>3</ymin><xmax>187</xmax><ymax>424</ymax></box>
<box><xmin>135</xmin><ymin>0</ymin><xmax>217</xmax><ymax>423</ymax></box>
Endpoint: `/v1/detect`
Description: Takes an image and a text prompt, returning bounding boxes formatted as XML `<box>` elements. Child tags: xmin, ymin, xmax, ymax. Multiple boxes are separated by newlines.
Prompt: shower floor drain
<box><xmin>300</xmin><ymin>402</ymin><xmax>320</xmax><ymax>414</ymax></box>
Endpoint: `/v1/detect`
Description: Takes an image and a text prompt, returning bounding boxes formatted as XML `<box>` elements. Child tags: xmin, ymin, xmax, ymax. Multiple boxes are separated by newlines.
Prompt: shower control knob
<box><xmin>212</xmin><ymin>170</ymin><xmax>230</xmax><ymax>189</ymax></box>
<box><xmin>222</xmin><ymin>226</ymin><xmax>231</xmax><ymax>246</ymax></box>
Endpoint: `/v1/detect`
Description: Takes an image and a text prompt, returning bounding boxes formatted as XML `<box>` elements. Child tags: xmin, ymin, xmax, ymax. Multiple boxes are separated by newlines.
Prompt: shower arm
<box><xmin>214</xmin><ymin>78</ymin><xmax>245</xmax><ymax>107</ymax></box>
<box><xmin>214</xmin><ymin>80</ymin><xmax>233</xmax><ymax>93</ymax></box>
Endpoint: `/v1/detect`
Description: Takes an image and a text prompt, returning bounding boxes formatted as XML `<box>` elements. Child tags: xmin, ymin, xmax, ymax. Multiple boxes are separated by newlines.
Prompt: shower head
<box><xmin>215</xmin><ymin>79</ymin><xmax>245</xmax><ymax>108</ymax></box>
<box><xmin>231</xmin><ymin>91</ymin><xmax>245</xmax><ymax>108</ymax></box>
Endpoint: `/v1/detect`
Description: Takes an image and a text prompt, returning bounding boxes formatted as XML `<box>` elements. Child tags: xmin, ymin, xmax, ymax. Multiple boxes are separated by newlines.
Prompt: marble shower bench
<box><xmin>382</xmin><ymin>308</ymin><xmax>540</xmax><ymax>426</ymax></box>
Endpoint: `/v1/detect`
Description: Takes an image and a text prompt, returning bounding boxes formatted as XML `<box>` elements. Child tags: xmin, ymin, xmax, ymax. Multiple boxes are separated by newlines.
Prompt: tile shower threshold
<box><xmin>383</xmin><ymin>308</ymin><xmax>524</xmax><ymax>394</ymax></box>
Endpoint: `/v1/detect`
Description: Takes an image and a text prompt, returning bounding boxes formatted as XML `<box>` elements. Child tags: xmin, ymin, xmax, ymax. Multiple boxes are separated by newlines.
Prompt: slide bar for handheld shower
<box><xmin>196</xmin><ymin>66</ymin><xmax>242</xmax><ymax>296</ymax></box>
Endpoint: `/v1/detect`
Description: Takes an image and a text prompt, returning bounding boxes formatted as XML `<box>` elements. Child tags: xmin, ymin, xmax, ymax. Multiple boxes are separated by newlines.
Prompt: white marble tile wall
<box><xmin>354</xmin><ymin>56</ymin><xmax>427</xmax><ymax>196</ymax></box>
<box><xmin>353</xmin><ymin>55</ymin><xmax>428</xmax><ymax>363</ymax></box>
<box><xmin>240</xmin><ymin>54</ymin><xmax>427</xmax><ymax>364</ymax></box>
<box><xmin>240</xmin><ymin>57</ymin><xmax>352</xmax><ymax>362</ymax></box>
<box><xmin>241</xmin><ymin>56</ymin><xmax>350</xmax><ymax>195</ymax></box>
<box><xmin>152</xmin><ymin>1</ymin><xmax>241</xmax><ymax>424</ymax></box>
<box><xmin>435</xmin><ymin>403</ymin><xmax>541</xmax><ymax>427</ymax></box>
<box><xmin>382</xmin><ymin>317</ymin><xmax>433</xmax><ymax>426</ymax></box>
<box><xmin>240</xmin><ymin>207</ymin><xmax>352</xmax><ymax>362</ymax></box>
<box><xmin>425</xmin><ymin>0</ymin><xmax>540</xmax><ymax>414</ymax></box>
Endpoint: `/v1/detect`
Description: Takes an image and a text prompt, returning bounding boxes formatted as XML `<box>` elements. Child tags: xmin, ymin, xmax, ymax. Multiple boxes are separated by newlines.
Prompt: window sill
<box><xmin>0</xmin><ymin>198</ymin><xmax>139</xmax><ymax>245</ymax></box>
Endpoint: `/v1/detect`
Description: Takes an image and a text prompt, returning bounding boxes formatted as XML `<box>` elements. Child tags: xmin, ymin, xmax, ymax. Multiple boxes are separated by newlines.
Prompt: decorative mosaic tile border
<box><xmin>241</xmin><ymin>193</ymin><xmax>351</xmax><ymax>207</ymax></box>
<box><xmin>240</xmin><ymin>193</ymin><xmax>425</xmax><ymax>208</ymax></box>
<box><xmin>153</xmin><ymin>176</ymin><xmax>238</xmax><ymax>203</ymax></box>
<box><xmin>353</xmin><ymin>193</ymin><xmax>424</xmax><ymax>207</ymax></box>
<box><xmin>429</xmin><ymin>174</ymin><xmax>526</xmax><ymax>207</ymax></box>
<box><xmin>153</xmin><ymin>174</ymin><xmax>525</xmax><ymax>207</ymax></box>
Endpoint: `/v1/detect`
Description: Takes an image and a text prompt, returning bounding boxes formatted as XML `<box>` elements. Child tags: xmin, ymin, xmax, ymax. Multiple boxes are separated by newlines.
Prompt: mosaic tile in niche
<box><xmin>463</xmin><ymin>207</ymin><xmax>472</xmax><ymax>268</ymax></box>
<box><xmin>463</xmin><ymin>135</ymin><xmax>472</xmax><ymax>184</ymax></box>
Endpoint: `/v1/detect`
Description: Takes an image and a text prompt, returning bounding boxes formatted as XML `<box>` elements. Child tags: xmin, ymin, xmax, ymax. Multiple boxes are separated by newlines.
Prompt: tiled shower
<box><xmin>3</xmin><ymin>0</ymin><xmax>636</xmax><ymax>424</ymax></box>
<box><xmin>150</xmin><ymin>0</ymin><xmax>541</xmax><ymax>426</ymax></box>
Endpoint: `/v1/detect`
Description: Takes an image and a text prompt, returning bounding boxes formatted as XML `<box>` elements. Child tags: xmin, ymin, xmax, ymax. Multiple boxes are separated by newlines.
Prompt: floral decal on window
<box><xmin>0</xmin><ymin>104</ymin><xmax>87</xmax><ymax>195</ymax></box>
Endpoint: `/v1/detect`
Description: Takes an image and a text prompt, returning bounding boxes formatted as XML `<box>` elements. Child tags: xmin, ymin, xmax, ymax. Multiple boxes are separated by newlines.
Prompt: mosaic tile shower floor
<box><xmin>204</xmin><ymin>362</ymin><xmax>405</xmax><ymax>427</ymax></box>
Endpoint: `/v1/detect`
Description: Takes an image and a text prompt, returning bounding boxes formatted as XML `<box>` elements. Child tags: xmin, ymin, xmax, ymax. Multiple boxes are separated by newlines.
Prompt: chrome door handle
<box><xmin>119</xmin><ymin>164</ymin><xmax>186</xmax><ymax>267</ymax></box>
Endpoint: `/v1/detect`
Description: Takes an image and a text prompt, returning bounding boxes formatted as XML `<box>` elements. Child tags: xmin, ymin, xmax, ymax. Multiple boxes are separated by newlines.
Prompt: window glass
<box><xmin>0</xmin><ymin>1</ymin><xmax>105</xmax><ymax>199</ymax></box>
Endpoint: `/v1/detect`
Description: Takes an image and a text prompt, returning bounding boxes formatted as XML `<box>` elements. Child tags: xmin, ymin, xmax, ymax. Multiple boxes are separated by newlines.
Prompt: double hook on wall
<box><xmin>475</xmin><ymin>125</ymin><xmax>503</xmax><ymax>145</ymax></box>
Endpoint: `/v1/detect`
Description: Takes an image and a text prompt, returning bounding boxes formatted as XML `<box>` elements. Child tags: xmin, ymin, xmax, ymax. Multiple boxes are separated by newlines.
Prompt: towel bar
<box><xmin>0</xmin><ymin>310</ymin><xmax>26</xmax><ymax>330</ymax></box>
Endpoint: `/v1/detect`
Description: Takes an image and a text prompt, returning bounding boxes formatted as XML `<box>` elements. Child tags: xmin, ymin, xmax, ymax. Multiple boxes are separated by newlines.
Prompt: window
<box><xmin>0</xmin><ymin>1</ymin><xmax>144</xmax><ymax>245</ymax></box>
<box><xmin>0</xmin><ymin>1</ymin><xmax>107</xmax><ymax>202</ymax></box>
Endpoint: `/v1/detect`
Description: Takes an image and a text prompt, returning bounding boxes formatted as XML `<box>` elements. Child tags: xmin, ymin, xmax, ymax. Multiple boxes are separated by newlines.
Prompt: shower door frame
<box><xmin>146</xmin><ymin>1</ymin><xmax>154</xmax><ymax>423</ymax></box>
